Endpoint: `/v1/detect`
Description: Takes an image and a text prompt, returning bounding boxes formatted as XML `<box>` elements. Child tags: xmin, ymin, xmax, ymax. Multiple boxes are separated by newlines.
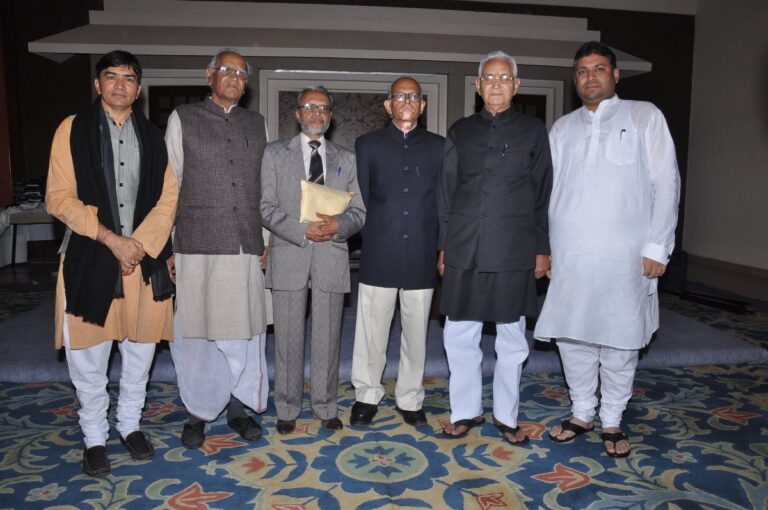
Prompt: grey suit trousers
<box><xmin>273</xmin><ymin>279</ymin><xmax>344</xmax><ymax>421</ymax></box>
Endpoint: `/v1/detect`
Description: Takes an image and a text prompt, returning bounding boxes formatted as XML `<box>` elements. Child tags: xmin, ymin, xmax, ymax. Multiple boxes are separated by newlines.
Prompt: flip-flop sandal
<box><xmin>601</xmin><ymin>431</ymin><xmax>631</xmax><ymax>458</ymax></box>
<box><xmin>441</xmin><ymin>417</ymin><xmax>485</xmax><ymax>439</ymax></box>
<box><xmin>548</xmin><ymin>419</ymin><xmax>594</xmax><ymax>443</ymax></box>
<box><xmin>492</xmin><ymin>417</ymin><xmax>530</xmax><ymax>446</ymax></box>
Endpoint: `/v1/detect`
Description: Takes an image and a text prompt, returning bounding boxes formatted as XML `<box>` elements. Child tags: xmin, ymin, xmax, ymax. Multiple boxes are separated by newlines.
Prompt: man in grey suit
<box><xmin>261</xmin><ymin>85</ymin><xmax>366</xmax><ymax>434</ymax></box>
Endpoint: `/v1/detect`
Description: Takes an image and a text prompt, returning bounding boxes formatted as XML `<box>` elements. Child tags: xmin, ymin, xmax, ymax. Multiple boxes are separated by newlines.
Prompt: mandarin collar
<box><xmin>387</xmin><ymin>121</ymin><xmax>423</xmax><ymax>140</ymax></box>
<box><xmin>480</xmin><ymin>106</ymin><xmax>516</xmax><ymax>123</ymax></box>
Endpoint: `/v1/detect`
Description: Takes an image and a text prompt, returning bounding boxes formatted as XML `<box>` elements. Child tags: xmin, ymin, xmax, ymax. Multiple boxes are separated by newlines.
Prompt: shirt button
<box><xmin>119</xmin><ymin>183</ymin><xmax>123</xmax><ymax>187</ymax></box>
<box><xmin>119</xmin><ymin>203</ymin><xmax>124</xmax><ymax>207</ymax></box>
<box><xmin>233</xmin><ymin>206</ymin><xmax>238</xmax><ymax>211</ymax></box>
<box><xmin>119</xmin><ymin>140</ymin><xmax>124</xmax><ymax>144</ymax></box>
<box><xmin>229</xmin><ymin>159</ymin><xmax>234</xmax><ymax>164</ymax></box>
<box><xmin>231</xmin><ymin>182</ymin><xmax>236</xmax><ymax>187</ymax></box>
<box><xmin>120</xmin><ymin>162</ymin><xmax>124</xmax><ymax>166</ymax></box>
<box><xmin>225</xmin><ymin>118</ymin><xmax>229</xmax><ymax>123</ymax></box>
<box><xmin>227</xmin><ymin>138</ymin><xmax>232</xmax><ymax>143</ymax></box>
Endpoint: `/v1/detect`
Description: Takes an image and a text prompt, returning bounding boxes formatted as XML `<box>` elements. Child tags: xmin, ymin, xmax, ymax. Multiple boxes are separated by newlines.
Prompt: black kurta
<box><xmin>438</xmin><ymin>107</ymin><xmax>553</xmax><ymax>322</ymax></box>
<box><xmin>357</xmin><ymin>122</ymin><xmax>444</xmax><ymax>289</ymax></box>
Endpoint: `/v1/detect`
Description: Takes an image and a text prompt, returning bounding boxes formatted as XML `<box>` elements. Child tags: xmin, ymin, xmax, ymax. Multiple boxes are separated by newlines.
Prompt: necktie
<box><xmin>308</xmin><ymin>140</ymin><xmax>324</xmax><ymax>185</ymax></box>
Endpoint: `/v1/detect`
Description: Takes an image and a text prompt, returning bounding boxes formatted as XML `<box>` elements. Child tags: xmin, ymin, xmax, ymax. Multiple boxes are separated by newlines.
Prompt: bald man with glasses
<box><xmin>350</xmin><ymin>76</ymin><xmax>444</xmax><ymax>428</ymax></box>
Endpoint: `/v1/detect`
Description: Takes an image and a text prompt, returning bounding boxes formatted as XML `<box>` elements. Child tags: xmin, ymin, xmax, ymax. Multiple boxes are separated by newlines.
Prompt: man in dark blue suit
<box><xmin>350</xmin><ymin>76</ymin><xmax>444</xmax><ymax>427</ymax></box>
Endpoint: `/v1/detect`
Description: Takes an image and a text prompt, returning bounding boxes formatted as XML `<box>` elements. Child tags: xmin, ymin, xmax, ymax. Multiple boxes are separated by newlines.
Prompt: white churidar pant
<box><xmin>351</xmin><ymin>283</ymin><xmax>433</xmax><ymax>411</ymax></box>
<box><xmin>444</xmin><ymin>316</ymin><xmax>528</xmax><ymax>426</ymax></box>
<box><xmin>63</xmin><ymin>312</ymin><xmax>156</xmax><ymax>449</ymax></box>
<box><xmin>557</xmin><ymin>338</ymin><xmax>639</xmax><ymax>428</ymax></box>
<box><xmin>170</xmin><ymin>313</ymin><xmax>268</xmax><ymax>422</ymax></box>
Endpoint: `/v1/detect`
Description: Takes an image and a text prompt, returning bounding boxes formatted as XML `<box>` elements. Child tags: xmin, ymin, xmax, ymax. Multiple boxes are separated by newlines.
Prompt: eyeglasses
<box><xmin>389</xmin><ymin>92</ymin><xmax>422</xmax><ymax>103</ymax></box>
<box><xmin>479</xmin><ymin>74</ymin><xmax>516</xmax><ymax>84</ymax></box>
<box><xmin>298</xmin><ymin>103</ymin><xmax>332</xmax><ymax>113</ymax></box>
<box><xmin>212</xmin><ymin>66</ymin><xmax>248</xmax><ymax>79</ymax></box>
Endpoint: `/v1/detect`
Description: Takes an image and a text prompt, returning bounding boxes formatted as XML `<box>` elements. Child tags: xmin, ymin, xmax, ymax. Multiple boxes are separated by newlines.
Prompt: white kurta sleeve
<box><xmin>640</xmin><ymin>108</ymin><xmax>680</xmax><ymax>265</ymax></box>
<box><xmin>164</xmin><ymin>111</ymin><xmax>184</xmax><ymax>183</ymax></box>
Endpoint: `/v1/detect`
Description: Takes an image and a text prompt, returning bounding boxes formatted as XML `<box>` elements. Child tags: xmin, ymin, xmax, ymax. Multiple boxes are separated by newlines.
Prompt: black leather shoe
<box><xmin>120</xmin><ymin>431</ymin><xmax>155</xmax><ymax>460</ymax></box>
<box><xmin>181</xmin><ymin>420</ymin><xmax>205</xmax><ymax>449</ymax></box>
<box><xmin>276</xmin><ymin>419</ymin><xmax>296</xmax><ymax>435</ymax></box>
<box><xmin>321</xmin><ymin>417</ymin><xmax>344</xmax><ymax>430</ymax></box>
<box><xmin>228</xmin><ymin>415</ymin><xmax>263</xmax><ymax>441</ymax></box>
<box><xmin>396</xmin><ymin>407</ymin><xmax>428</xmax><ymax>427</ymax></box>
<box><xmin>83</xmin><ymin>445</ymin><xmax>110</xmax><ymax>477</ymax></box>
<box><xmin>349</xmin><ymin>401</ymin><xmax>378</xmax><ymax>426</ymax></box>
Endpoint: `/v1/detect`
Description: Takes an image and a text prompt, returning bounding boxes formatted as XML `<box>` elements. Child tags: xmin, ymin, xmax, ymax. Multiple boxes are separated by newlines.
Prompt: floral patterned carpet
<box><xmin>1</xmin><ymin>292</ymin><xmax>767</xmax><ymax>509</ymax></box>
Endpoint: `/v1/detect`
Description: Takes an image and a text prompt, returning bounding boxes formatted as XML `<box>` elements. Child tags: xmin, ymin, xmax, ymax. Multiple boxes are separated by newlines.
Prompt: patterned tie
<box><xmin>308</xmin><ymin>140</ymin><xmax>324</xmax><ymax>185</ymax></box>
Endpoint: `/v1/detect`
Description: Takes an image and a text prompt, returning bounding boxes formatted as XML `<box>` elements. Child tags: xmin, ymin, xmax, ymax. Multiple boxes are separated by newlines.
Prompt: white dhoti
<box><xmin>557</xmin><ymin>338</ymin><xmax>639</xmax><ymax>428</ymax></box>
<box><xmin>351</xmin><ymin>284</ymin><xmax>433</xmax><ymax>411</ymax></box>
<box><xmin>444</xmin><ymin>316</ymin><xmax>528</xmax><ymax>426</ymax></box>
<box><xmin>63</xmin><ymin>313</ymin><xmax>156</xmax><ymax>448</ymax></box>
<box><xmin>170</xmin><ymin>320</ymin><xmax>268</xmax><ymax>421</ymax></box>
<box><xmin>171</xmin><ymin>252</ymin><xmax>269</xmax><ymax>421</ymax></box>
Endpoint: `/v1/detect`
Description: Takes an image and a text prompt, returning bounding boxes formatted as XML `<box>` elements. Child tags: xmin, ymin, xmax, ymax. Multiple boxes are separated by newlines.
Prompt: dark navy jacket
<box><xmin>356</xmin><ymin>122</ymin><xmax>444</xmax><ymax>289</ymax></box>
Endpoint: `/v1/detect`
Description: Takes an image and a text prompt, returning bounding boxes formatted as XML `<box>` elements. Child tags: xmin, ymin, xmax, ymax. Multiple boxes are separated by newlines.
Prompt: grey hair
<box><xmin>297</xmin><ymin>85</ymin><xmax>334</xmax><ymax>110</ymax></box>
<box><xmin>478</xmin><ymin>50</ymin><xmax>518</xmax><ymax>78</ymax></box>
<box><xmin>207</xmin><ymin>48</ymin><xmax>252</xmax><ymax>75</ymax></box>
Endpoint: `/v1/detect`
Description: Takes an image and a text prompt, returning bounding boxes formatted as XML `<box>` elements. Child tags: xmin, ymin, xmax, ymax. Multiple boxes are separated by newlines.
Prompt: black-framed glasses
<box><xmin>389</xmin><ymin>92</ymin><xmax>422</xmax><ymax>103</ymax></box>
<box><xmin>299</xmin><ymin>103</ymin><xmax>332</xmax><ymax>113</ymax></box>
<box><xmin>212</xmin><ymin>66</ymin><xmax>248</xmax><ymax>79</ymax></box>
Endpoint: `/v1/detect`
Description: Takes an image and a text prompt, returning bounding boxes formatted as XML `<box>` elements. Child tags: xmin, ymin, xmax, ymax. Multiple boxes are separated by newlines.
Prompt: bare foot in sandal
<box><xmin>548</xmin><ymin>417</ymin><xmax>594</xmax><ymax>443</ymax></box>
<box><xmin>492</xmin><ymin>416</ymin><xmax>529</xmax><ymax>446</ymax></box>
<box><xmin>602</xmin><ymin>427</ymin><xmax>631</xmax><ymax>457</ymax></box>
<box><xmin>442</xmin><ymin>416</ymin><xmax>485</xmax><ymax>438</ymax></box>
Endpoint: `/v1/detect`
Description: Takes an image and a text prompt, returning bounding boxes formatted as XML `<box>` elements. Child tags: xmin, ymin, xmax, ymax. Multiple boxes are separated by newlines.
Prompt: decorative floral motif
<box><xmin>313</xmin><ymin>432</ymin><xmax>449</xmax><ymax>495</ymax></box>
<box><xmin>25</xmin><ymin>482</ymin><xmax>65</xmax><ymax>502</ymax></box>
<box><xmin>166</xmin><ymin>482</ymin><xmax>232</xmax><ymax>509</ymax></box>
<box><xmin>533</xmin><ymin>464</ymin><xmax>591</xmax><ymax>492</ymax></box>
<box><xmin>661</xmin><ymin>449</ymin><xmax>698</xmax><ymax>464</ymax></box>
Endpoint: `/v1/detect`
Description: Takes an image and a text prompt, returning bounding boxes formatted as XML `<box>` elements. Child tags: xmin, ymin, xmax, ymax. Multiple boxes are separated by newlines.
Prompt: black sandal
<box><xmin>548</xmin><ymin>419</ymin><xmax>594</xmax><ymax>443</ymax></box>
<box><xmin>601</xmin><ymin>431</ymin><xmax>631</xmax><ymax>458</ymax></box>
<box><xmin>441</xmin><ymin>416</ymin><xmax>485</xmax><ymax>439</ymax></box>
<box><xmin>492</xmin><ymin>416</ymin><xmax>529</xmax><ymax>446</ymax></box>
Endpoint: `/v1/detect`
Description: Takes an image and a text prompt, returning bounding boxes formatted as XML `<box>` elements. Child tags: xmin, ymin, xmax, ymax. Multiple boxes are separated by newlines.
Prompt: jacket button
<box><xmin>402</xmin><ymin>234</ymin><xmax>408</xmax><ymax>239</ymax></box>
<box><xmin>403</xmin><ymin>188</ymin><xmax>409</xmax><ymax>192</ymax></box>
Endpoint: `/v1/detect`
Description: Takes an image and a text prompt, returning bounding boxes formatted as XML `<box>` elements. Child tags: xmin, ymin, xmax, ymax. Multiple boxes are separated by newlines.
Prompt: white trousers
<box><xmin>557</xmin><ymin>338</ymin><xmax>639</xmax><ymax>428</ymax></box>
<box><xmin>444</xmin><ymin>316</ymin><xmax>528</xmax><ymax>426</ymax></box>
<box><xmin>63</xmin><ymin>313</ymin><xmax>156</xmax><ymax>449</ymax></box>
<box><xmin>351</xmin><ymin>284</ymin><xmax>433</xmax><ymax>410</ymax></box>
<box><xmin>170</xmin><ymin>313</ymin><xmax>268</xmax><ymax>422</ymax></box>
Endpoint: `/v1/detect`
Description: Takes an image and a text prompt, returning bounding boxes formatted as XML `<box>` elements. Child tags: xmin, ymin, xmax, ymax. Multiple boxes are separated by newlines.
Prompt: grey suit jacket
<box><xmin>261</xmin><ymin>134</ymin><xmax>366</xmax><ymax>293</ymax></box>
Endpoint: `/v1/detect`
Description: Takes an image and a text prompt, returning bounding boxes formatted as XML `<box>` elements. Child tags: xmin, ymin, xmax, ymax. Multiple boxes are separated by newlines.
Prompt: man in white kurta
<box><xmin>534</xmin><ymin>41</ymin><xmax>680</xmax><ymax>457</ymax></box>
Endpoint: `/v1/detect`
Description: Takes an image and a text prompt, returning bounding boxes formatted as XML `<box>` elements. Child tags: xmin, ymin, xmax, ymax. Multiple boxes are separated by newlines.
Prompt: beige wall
<box><xmin>685</xmin><ymin>0</ymin><xmax>768</xmax><ymax>271</ymax></box>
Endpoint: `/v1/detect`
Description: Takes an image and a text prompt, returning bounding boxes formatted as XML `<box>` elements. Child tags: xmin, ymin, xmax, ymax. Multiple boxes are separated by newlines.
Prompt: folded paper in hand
<box><xmin>300</xmin><ymin>180</ymin><xmax>354</xmax><ymax>223</ymax></box>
